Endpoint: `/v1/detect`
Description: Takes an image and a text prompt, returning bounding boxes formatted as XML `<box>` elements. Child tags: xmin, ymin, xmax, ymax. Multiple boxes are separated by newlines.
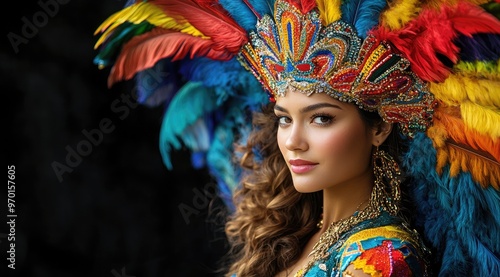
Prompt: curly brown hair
<box><xmin>223</xmin><ymin>101</ymin><xmax>410</xmax><ymax>276</ymax></box>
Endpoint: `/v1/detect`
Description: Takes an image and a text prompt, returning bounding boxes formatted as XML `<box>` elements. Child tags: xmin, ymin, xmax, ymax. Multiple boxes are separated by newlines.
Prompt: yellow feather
<box><xmin>430</xmin><ymin>63</ymin><xmax>500</xmax><ymax>139</ymax></box>
<box><xmin>455</xmin><ymin>60</ymin><xmax>500</xmax><ymax>80</ymax></box>
<box><xmin>316</xmin><ymin>0</ymin><xmax>341</xmax><ymax>26</ymax></box>
<box><xmin>94</xmin><ymin>2</ymin><xmax>207</xmax><ymax>49</ymax></box>
<box><xmin>380</xmin><ymin>0</ymin><xmax>422</xmax><ymax>30</ymax></box>
<box><xmin>461</xmin><ymin>102</ymin><xmax>500</xmax><ymax>138</ymax></box>
<box><xmin>430</xmin><ymin>75</ymin><xmax>500</xmax><ymax>108</ymax></box>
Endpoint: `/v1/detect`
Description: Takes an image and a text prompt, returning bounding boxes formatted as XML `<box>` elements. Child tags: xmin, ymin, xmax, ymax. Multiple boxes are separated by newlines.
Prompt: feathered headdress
<box><xmin>94</xmin><ymin>0</ymin><xmax>500</xmax><ymax>275</ymax></box>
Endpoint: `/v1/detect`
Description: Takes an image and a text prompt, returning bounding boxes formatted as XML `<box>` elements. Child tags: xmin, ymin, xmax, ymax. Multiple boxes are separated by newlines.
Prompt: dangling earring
<box><xmin>372</xmin><ymin>146</ymin><xmax>401</xmax><ymax>215</ymax></box>
<box><xmin>317</xmin><ymin>213</ymin><xmax>323</xmax><ymax>229</ymax></box>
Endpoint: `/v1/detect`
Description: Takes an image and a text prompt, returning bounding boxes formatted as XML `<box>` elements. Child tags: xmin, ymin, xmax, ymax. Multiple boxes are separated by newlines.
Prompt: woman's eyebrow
<box><xmin>274</xmin><ymin>103</ymin><xmax>342</xmax><ymax>113</ymax></box>
<box><xmin>274</xmin><ymin>105</ymin><xmax>287</xmax><ymax>112</ymax></box>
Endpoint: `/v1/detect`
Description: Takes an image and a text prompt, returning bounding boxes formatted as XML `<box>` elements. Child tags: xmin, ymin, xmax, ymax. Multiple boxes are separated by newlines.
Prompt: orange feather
<box><xmin>108</xmin><ymin>27</ymin><xmax>231</xmax><ymax>87</ymax></box>
<box><xmin>427</xmin><ymin>105</ymin><xmax>500</xmax><ymax>189</ymax></box>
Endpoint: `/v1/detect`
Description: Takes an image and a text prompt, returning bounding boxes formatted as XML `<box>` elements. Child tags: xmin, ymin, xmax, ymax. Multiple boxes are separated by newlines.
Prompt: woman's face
<box><xmin>274</xmin><ymin>90</ymin><xmax>376</xmax><ymax>193</ymax></box>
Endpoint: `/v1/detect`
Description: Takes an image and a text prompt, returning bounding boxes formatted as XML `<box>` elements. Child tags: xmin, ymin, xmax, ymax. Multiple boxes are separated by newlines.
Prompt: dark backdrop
<box><xmin>4</xmin><ymin>1</ymin><xmax>229</xmax><ymax>276</ymax></box>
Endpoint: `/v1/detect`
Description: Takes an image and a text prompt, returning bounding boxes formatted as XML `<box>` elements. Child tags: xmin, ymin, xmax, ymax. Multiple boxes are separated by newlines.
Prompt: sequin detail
<box><xmin>352</xmin><ymin>241</ymin><xmax>412</xmax><ymax>277</ymax></box>
<box><xmin>295</xmin><ymin>213</ymin><xmax>430</xmax><ymax>276</ymax></box>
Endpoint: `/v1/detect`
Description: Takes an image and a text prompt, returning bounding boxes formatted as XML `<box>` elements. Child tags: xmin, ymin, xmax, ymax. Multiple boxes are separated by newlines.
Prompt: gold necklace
<box><xmin>294</xmin><ymin>204</ymin><xmax>378</xmax><ymax>277</ymax></box>
<box><xmin>316</xmin><ymin>199</ymin><xmax>368</xmax><ymax>229</ymax></box>
<box><xmin>294</xmin><ymin>181</ymin><xmax>392</xmax><ymax>277</ymax></box>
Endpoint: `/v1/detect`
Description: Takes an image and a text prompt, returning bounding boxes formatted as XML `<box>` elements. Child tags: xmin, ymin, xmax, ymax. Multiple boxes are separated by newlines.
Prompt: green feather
<box><xmin>94</xmin><ymin>21</ymin><xmax>155</xmax><ymax>68</ymax></box>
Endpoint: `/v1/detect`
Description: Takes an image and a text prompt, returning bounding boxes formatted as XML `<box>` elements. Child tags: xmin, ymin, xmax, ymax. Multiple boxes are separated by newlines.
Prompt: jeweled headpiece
<box><xmin>238</xmin><ymin>0</ymin><xmax>434</xmax><ymax>137</ymax></box>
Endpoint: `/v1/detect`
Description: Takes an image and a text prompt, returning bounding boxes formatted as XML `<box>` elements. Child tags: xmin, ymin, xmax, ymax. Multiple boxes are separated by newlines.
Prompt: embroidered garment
<box><xmin>302</xmin><ymin>212</ymin><xmax>430</xmax><ymax>277</ymax></box>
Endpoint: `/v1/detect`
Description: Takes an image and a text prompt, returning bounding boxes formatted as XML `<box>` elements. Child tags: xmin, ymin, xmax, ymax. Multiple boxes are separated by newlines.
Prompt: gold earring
<box><xmin>372</xmin><ymin>146</ymin><xmax>401</xmax><ymax>215</ymax></box>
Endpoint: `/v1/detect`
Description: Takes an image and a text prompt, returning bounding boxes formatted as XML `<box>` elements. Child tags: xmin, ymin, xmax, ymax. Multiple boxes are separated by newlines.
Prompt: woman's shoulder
<box><xmin>333</xmin><ymin>219</ymin><xmax>431</xmax><ymax>276</ymax></box>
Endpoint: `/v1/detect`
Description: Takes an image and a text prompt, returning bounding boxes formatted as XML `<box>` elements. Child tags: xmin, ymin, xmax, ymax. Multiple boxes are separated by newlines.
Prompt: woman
<box><xmin>224</xmin><ymin>1</ymin><xmax>433</xmax><ymax>275</ymax></box>
<box><xmin>224</xmin><ymin>92</ymin><xmax>431</xmax><ymax>276</ymax></box>
<box><xmin>93</xmin><ymin>0</ymin><xmax>500</xmax><ymax>276</ymax></box>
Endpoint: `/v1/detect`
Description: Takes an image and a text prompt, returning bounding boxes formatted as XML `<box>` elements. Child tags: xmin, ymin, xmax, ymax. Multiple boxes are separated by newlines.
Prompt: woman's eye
<box><xmin>312</xmin><ymin>115</ymin><xmax>334</xmax><ymax>125</ymax></box>
<box><xmin>277</xmin><ymin>116</ymin><xmax>291</xmax><ymax>125</ymax></box>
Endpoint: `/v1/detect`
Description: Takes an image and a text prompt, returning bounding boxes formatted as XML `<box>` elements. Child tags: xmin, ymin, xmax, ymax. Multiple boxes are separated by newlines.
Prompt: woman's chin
<box><xmin>293</xmin><ymin>183</ymin><xmax>322</xmax><ymax>193</ymax></box>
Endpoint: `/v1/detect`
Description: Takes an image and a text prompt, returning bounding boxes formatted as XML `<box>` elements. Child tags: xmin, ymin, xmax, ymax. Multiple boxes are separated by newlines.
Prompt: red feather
<box><xmin>373</xmin><ymin>1</ymin><xmax>500</xmax><ymax>82</ymax></box>
<box><xmin>108</xmin><ymin>27</ymin><xmax>230</xmax><ymax>87</ymax></box>
<box><xmin>150</xmin><ymin>0</ymin><xmax>248</xmax><ymax>54</ymax></box>
<box><xmin>288</xmin><ymin>0</ymin><xmax>317</xmax><ymax>13</ymax></box>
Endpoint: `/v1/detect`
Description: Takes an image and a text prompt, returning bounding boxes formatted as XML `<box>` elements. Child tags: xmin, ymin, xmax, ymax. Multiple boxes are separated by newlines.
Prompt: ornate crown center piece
<box><xmin>238</xmin><ymin>0</ymin><xmax>435</xmax><ymax>137</ymax></box>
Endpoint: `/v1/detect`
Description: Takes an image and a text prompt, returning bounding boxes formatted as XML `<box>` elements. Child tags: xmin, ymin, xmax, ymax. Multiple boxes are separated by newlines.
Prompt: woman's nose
<box><xmin>285</xmin><ymin>125</ymin><xmax>308</xmax><ymax>151</ymax></box>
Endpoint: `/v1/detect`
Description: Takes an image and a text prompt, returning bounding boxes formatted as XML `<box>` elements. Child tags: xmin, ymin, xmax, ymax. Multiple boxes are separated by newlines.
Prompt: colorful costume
<box><xmin>301</xmin><ymin>212</ymin><xmax>430</xmax><ymax>276</ymax></box>
<box><xmin>93</xmin><ymin>0</ymin><xmax>500</xmax><ymax>276</ymax></box>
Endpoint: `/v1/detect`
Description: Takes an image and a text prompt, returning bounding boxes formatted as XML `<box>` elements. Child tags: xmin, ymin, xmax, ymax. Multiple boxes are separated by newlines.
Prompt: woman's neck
<box><xmin>318</xmin><ymin>171</ymin><xmax>374</xmax><ymax>233</ymax></box>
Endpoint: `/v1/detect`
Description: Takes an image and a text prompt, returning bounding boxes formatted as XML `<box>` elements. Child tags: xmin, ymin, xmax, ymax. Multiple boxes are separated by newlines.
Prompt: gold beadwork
<box><xmin>344</xmin><ymin>270</ymin><xmax>355</xmax><ymax>277</ymax></box>
<box><xmin>293</xmin><ymin>148</ymin><xmax>402</xmax><ymax>277</ymax></box>
<box><xmin>372</xmin><ymin>147</ymin><xmax>402</xmax><ymax>215</ymax></box>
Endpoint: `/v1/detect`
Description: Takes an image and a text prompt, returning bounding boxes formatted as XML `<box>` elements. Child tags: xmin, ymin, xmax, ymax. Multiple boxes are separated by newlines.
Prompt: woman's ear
<box><xmin>372</xmin><ymin>121</ymin><xmax>393</xmax><ymax>147</ymax></box>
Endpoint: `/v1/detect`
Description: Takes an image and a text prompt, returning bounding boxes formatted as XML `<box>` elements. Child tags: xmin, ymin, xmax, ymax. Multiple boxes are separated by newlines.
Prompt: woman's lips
<box><xmin>289</xmin><ymin>159</ymin><xmax>318</xmax><ymax>174</ymax></box>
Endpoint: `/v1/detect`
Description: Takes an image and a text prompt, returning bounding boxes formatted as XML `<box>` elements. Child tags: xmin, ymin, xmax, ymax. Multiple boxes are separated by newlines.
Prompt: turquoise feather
<box><xmin>207</xmin><ymin>123</ymin><xmax>239</xmax><ymax>209</ymax></box>
<box><xmin>182</xmin><ymin>117</ymin><xmax>212</xmax><ymax>152</ymax></box>
<box><xmin>403</xmin><ymin>133</ymin><xmax>500</xmax><ymax>276</ymax></box>
<box><xmin>208</xmin><ymin>106</ymin><xmax>248</xmax><ymax>185</ymax></box>
<box><xmin>173</xmin><ymin>57</ymin><xmax>266</xmax><ymax>205</ymax></box>
<box><xmin>340</xmin><ymin>0</ymin><xmax>387</xmax><ymax>38</ymax></box>
<box><xmin>159</xmin><ymin>82</ymin><xmax>219</xmax><ymax>169</ymax></box>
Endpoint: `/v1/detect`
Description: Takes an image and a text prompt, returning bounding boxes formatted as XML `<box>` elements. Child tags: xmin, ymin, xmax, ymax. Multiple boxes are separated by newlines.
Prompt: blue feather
<box><xmin>181</xmin><ymin>58</ymin><xmax>247</xmax><ymax>88</ymax></box>
<box><xmin>180</xmin><ymin>57</ymin><xmax>268</xmax><ymax>107</ymax></box>
<box><xmin>403</xmin><ymin>133</ymin><xmax>500</xmax><ymax>276</ymax></box>
<box><xmin>189</xmin><ymin>113</ymin><xmax>216</xmax><ymax>169</ymax></box>
<box><xmin>439</xmin><ymin>233</ymin><xmax>467</xmax><ymax>276</ymax></box>
<box><xmin>153</xmin><ymin>42</ymin><xmax>269</xmax><ymax>212</ymax></box>
<box><xmin>219</xmin><ymin>0</ymin><xmax>274</xmax><ymax>31</ymax></box>
<box><xmin>172</xmin><ymin>56</ymin><xmax>267</xmax><ymax>211</ymax></box>
<box><xmin>456</xmin><ymin>33</ymin><xmax>500</xmax><ymax>62</ymax></box>
<box><xmin>191</xmin><ymin>151</ymin><xmax>206</xmax><ymax>169</ymax></box>
<box><xmin>207</xmin><ymin>125</ymin><xmax>239</xmax><ymax>210</ymax></box>
<box><xmin>340</xmin><ymin>0</ymin><xmax>387</xmax><ymax>38</ymax></box>
<box><xmin>124</xmin><ymin>0</ymin><xmax>134</xmax><ymax>8</ymax></box>
<box><xmin>206</xmin><ymin>98</ymin><xmax>255</xmax><ymax>206</ymax></box>
<box><xmin>159</xmin><ymin>82</ymin><xmax>218</xmax><ymax>169</ymax></box>
<box><xmin>135</xmin><ymin>59</ymin><xmax>182</xmax><ymax>107</ymax></box>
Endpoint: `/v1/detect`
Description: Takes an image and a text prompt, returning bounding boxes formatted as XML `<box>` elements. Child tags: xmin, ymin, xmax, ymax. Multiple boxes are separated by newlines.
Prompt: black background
<box><xmin>4</xmin><ymin>1</ymin><xmax>229</xmax><ymax>276</ymax></box>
